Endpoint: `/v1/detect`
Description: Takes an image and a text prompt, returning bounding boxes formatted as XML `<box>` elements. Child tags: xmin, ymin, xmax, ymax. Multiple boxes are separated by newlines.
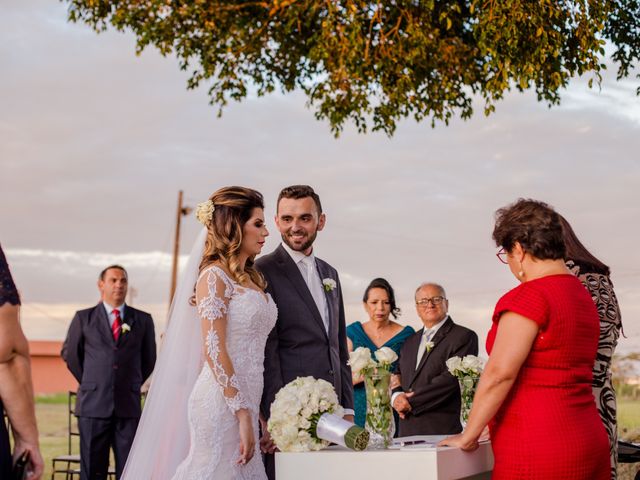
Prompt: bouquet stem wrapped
<box><xmin>315</xmin><ymin>413</ymin><xmax>369</xmax><ymax>451</ymax></box>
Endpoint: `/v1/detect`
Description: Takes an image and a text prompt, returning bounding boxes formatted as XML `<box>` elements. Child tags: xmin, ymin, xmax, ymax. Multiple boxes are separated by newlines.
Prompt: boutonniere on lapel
<box><xmin>322</xmin><ymin>278</ymin><xmax>337</xmax><ymax>292</ymax></box>
<box><xmin>425</xmin><ymin>341</ymin><xmax>435</xmax><ymax>353</ymax></box>
<box><xmin>120</xmin><ymin>323</ymin><xmax>131</xmax><ymax>334</ymax></box>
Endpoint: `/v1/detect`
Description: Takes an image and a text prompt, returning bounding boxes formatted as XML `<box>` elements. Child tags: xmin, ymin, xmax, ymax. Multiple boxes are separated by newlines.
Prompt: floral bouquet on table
<box><xmin>268</xmin><ymin>376</ymin><xmax>369</xmax><ymax>452</ymax></box>
<box><xmin>348</xmin><ymin>347</ymin><xmax>398</xmax><ymax>448</ymax></box>
<box><xmin>446</xmin><ymin>355</ymin><xmax>485</xmax><ymax>427</ymax></box>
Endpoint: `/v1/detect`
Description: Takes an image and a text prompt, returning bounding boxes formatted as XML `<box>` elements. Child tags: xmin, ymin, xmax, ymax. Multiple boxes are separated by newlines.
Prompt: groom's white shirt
<box><xmin>281</xmin><ymin>241</ymin><xmax>330</xmax><ymax>333</ymax></box>
<box><xmin>280</xmin><ymin>241</ymin><xmax>354</xmax><ymax>417</ymax></box>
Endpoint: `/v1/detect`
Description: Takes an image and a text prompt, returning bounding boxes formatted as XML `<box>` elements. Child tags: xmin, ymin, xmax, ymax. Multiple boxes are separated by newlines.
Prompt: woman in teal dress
<box><xmin>347</xmin><ymin>278</ymin><xmax>415</xmax><ymax>429</ymax></box>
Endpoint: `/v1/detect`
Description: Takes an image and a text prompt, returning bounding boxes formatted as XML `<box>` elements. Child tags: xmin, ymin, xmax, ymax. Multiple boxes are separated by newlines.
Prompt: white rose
<box><xmin>446</xmin><ymin>356</ymin><xmax>463</xmax><ymax>375</ymax></box>
<box><xmin>375</xmin><ymin>346</ymin><xmax>398</xmax><ymax>366</ymax></box>
<box><xmin>348</xmin><ymin>347</ymin><xmax>374</xmax><ymax>375</ymax></box>
<box><xmin>461</xmin><ymin>355</ymin><xmax>485</xmax><ymax>375</ymax></box>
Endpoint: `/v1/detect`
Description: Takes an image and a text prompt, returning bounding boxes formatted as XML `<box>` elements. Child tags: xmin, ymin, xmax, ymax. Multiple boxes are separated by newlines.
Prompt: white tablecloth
<box><xmin>276</xmin><ymin>435</ymin><xmax>494</xmax><ymax>480</ymax></box>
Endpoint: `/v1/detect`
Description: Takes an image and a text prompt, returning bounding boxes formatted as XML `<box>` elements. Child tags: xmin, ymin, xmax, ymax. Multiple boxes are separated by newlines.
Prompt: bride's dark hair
<box><xmin>198</xmin><ymin>186</ymin><xmax>267</xmax><ymax>290</ymax></box>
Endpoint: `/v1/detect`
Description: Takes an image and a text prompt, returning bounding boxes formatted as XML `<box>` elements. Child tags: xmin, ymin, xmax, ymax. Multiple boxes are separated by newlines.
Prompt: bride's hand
<box><xmin>237</xmin><ymin>409</ymin><xmax>256</xmax><ymax>465</ymax></box>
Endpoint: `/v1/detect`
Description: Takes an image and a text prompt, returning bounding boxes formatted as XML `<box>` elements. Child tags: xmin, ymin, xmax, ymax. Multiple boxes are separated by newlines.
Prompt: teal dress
<box><xmin>346</xmin><ymin>322</ymin><xmax>415</xmax><ymax>428</ymax></box>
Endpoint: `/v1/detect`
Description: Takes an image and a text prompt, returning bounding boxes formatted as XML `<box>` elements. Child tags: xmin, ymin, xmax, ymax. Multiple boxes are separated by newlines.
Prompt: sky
<box><xmin>1</xmin><ymin>0</ymin><xmax>639</xmax><ymax>355</ymax></box>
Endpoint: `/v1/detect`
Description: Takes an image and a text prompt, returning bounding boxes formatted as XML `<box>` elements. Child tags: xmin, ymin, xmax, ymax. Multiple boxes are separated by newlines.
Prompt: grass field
<box><xmin>619</xmin><ymin>398</ymin><xmax>640</xmax><ymax>436</ymax></box>
<box><xmin>35</xmin><ymin>394</ymin><xmax>640</xmax><ymax>479</ymax></box>
<box><xmin>36</xmin><ymin>394</ymin><xmax>78</xmax><ymax>479</ymax></box>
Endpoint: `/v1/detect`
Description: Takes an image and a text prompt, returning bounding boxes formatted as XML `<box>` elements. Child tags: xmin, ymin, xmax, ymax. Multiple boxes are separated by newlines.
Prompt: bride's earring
<box><xmin>518</xmin><ymin>261</ymin><xmax>525</xmax><ymax>278</ymax></box>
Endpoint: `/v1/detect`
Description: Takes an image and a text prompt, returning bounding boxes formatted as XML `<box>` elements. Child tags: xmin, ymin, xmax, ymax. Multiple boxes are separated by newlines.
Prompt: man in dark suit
<box><xmin>62</xmin><ymin>265</ymin><xmax>156</xmax><ymax>480</ymax></box>
<box><xmin>256</xmin><ymin>185</ymin><xmax>353</xmax><ymax>479</ymax></box>
<box><xmin>392</xmin><ymin>283</ymin><xmax>478</xmax><ymax>437</ymax></box>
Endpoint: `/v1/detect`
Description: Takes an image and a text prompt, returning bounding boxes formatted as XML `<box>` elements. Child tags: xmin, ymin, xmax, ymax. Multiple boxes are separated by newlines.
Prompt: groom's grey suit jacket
<box><xmin>257</xmin><ymin>245</ymin><xmax>353</xmax><ymax>418</ymax></box>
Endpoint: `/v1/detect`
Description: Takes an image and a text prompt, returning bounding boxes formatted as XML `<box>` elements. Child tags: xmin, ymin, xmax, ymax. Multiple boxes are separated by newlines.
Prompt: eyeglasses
<box><xmin>415</xmin><ymin>296</ymin><xmax>446</xmax><ymax>307</ymax></box>
<box><xmin>496</xmin><ymin>247</ymin><xmax>508</xmax><ymax>264</ymax></box>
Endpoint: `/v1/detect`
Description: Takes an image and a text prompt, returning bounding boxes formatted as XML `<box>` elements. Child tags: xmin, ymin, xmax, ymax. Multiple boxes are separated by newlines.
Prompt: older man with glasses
<box><xmin>392</xmin><ymin>283</ymin><xmax>478</xmax><ymax>437</ymax></box>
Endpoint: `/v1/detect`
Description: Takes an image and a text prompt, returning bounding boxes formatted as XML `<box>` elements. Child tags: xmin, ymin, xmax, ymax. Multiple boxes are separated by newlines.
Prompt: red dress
<box><xmin>487</xmin><ymin>274</ymin><xmax>610</xmax><ymax>480</ymax></box>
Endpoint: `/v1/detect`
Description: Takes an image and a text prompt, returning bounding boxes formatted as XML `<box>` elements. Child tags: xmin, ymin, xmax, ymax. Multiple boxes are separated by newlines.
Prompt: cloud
<box><xmin>1</xmin><ymin>0</ymin><xmax>639</xmax><ymax>353</ymax></box>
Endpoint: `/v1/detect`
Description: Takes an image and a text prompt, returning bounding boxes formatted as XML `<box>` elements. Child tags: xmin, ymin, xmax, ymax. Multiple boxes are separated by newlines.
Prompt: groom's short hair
<box><xmin>277</xmin><ymin>185</ymin><xmax>323</xmax><ymax>214</ymax></box>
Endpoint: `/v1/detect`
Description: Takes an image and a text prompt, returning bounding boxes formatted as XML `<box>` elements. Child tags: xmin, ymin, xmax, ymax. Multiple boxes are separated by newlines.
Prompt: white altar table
<box><xmin>276</xmin><ymin>436</ymin><xmax>494</xmax><ymax>480</ymax></box>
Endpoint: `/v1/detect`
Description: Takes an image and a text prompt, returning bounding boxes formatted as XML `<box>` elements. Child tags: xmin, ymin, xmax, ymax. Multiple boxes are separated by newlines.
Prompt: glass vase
<box><xmin>458</xmin><ymin>376</ymin><xmax>480</xmax><ymax>428</ymax></box>
<box><xmin>364</xmin><ymin>369</ymin><xmax>394</xmax><ymax>448</ymax></box>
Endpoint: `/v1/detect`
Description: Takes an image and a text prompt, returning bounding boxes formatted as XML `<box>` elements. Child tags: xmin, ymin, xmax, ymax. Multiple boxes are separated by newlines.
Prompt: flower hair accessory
<box><xmin>196</xmin><ymin>200</ymin><xmax>215</xmax><ymax>225</ymax></box>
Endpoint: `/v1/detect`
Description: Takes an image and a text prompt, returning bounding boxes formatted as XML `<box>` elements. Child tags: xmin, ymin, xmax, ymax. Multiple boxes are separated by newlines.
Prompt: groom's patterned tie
<box><xmin>112</xmin><ymin>309</ymin><xmax>121</xmax><ymax>341</ymax></box>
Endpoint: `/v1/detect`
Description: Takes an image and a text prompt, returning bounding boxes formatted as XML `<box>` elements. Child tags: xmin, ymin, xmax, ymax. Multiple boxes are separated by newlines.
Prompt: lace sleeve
<box><xmin>0</xmin><ymin>245</ymin><xmax>20</xmax><ymax>307</ymax></box>
<box><xmin>196</xmin><ymin>267</ymin><xmax>249</xmax><ymax>414</ymax></box>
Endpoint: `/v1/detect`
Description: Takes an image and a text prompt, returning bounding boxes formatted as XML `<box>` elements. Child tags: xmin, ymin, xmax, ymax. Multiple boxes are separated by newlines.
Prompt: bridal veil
<box><xmin>122</xmin><ymin>229</ymin><xmax>207</xmax><ymax>479</ymax></box>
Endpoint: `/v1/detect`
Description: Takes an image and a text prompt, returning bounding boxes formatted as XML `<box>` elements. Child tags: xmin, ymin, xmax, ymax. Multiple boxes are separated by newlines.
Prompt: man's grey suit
<box><xmin>62</xmin><ymin>304</ymin><xmax>156</xmax><ymax>480</ymax></box>
<box><xmin>394</xmin><ymin>317</ymin><xmax>478</xmax><ymax>437</ymax></box>
<box><xmin>256</xmin><ymin>245</ymin><xmax>353</xmax><ymax>479</ymax></box>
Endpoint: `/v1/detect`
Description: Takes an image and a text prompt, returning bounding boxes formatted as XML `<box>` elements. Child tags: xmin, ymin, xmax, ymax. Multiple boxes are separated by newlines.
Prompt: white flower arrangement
<box><xmin>446</xmin><ymin>355</ymin><xmax>485</xmax><ymax>426</ymax></box>
<box><xmin>322</xmin><ymin>278</ymin><xmax>337</xmax><ymax>292</ymax></box>
<box><xmin>348</xmin><ymin>346</ymin><xmax>398</xmax><ymax>448</ymax></box>
<box><xmin>446</xmin><ymin>355</ymin><xmax>485</xmax><ymax>378</ymax></box>
<box><xmin>195</xmin><ymin>200</ymin><xmax>215</xmax><ymax>225</ymax></box>
<box><xmin>120</xmin><ymin>323</ymin><xmax>131</xmax><ymax>334</ymax></box>
<box><xmin>348</xmin><ymin>346</ymin><xmax>398</xmax><ymax>377</ymax></box>
<box><xmin>268</xmin><ymin>376</ymin><xmax>368</xmax><ymax>452</ymax></box>
<box><xmin>425</xmin><ymin>341</ymin><xmax>435</xmax><ymax>353</ymax></box>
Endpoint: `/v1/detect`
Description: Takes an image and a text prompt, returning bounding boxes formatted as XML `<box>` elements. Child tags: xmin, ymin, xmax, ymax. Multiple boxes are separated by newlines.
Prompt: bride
<box><xmin>122</xmin><ymin>186</ymin><xmax>276</xmax><ymax>479</ymax></box>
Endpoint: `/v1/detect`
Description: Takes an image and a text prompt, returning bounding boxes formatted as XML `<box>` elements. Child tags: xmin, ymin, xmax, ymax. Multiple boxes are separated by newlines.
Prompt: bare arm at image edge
<box><xmin>0</xmin><ymin>304</ymin><xmax>44</xmax><ymax>478</ymax></box>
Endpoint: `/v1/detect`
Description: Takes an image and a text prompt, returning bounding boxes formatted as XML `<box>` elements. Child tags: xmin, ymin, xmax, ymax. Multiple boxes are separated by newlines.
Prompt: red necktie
<box><xmin>112</xmin><ymin>309</ymin><xmax>121</xmax><ymax>341</ymax></box>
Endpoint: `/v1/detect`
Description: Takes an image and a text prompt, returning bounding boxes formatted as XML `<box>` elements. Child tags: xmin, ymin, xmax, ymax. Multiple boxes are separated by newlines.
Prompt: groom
<box><xmin>257</xmin><ymin>185</ymin><xmax>353</xmax><ymax>479</ymax></box>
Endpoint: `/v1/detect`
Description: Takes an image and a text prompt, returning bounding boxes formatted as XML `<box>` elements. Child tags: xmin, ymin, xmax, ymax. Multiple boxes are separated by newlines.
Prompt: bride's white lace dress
<box><xmin>171</xmin><ymin>265</ymin><xmax>277</xmax><ymax>480</ymax></box>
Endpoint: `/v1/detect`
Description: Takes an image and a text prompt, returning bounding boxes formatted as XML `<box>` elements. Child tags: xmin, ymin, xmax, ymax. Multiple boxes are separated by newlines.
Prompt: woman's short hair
<box><xmin>362</xmin><ymin>277</ymin><xmax>401</xmax><ymax>319</ymax></box>
<box><xmin>492</xmin><ymin>198</ymin><xmax>566</xmax><ymax>260</ymax></box>
<box><xmin>199</xmin><ymin>186</ymin><xmax>266</xmax><ymax>289</ymax></box>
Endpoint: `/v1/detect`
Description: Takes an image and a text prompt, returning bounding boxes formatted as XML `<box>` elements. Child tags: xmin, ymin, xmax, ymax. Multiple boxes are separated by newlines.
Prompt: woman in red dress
<box><xmin>441</xmin><ymin>199</ymin><xmax>610</xmax><ymax>479</ymax></box>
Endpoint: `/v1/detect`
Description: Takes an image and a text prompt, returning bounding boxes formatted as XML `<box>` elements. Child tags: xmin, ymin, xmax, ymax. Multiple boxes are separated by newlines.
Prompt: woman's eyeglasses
<box><xmin>496</xmin><ymin>247</ymin><xmax>508</xmax><ymax>264</ymax></box>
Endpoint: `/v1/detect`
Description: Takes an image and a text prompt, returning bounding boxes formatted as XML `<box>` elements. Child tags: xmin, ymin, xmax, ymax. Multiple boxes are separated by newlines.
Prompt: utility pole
<box><xmin>169</xmin><ymin>190</ymin><xmax>192</xmax><ymax>309</ymax></box>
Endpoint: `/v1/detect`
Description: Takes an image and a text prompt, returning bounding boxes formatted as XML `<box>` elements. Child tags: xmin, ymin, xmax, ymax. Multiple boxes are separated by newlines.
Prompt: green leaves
<box><xmin>63</xmin><ymin>0</ymin><xmax>639</xmax><ymax>136</ymax></box>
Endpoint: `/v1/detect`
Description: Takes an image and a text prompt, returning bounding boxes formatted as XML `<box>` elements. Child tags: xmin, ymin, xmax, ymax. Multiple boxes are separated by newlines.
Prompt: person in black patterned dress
<box><xmin>560</xmin><ymin>215</ymin><xmax>623</xmax><ymax>480</ymax></box>
<box><xmin>0</xmin><ymin>243</ymin><xmax>44</xmax><ymax>479</ymax></box>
